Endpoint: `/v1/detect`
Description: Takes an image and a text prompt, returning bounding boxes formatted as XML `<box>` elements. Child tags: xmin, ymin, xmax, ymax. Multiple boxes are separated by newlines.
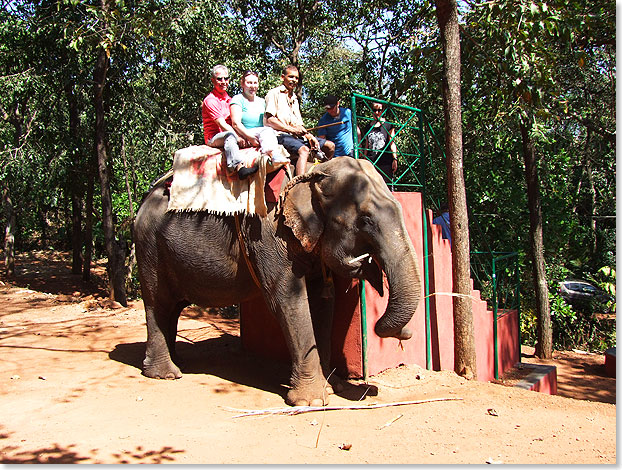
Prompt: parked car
<box><xmin>559</xmin><ymin>280</ymin><xmax>615</xmax><ymax>313</ymax></box>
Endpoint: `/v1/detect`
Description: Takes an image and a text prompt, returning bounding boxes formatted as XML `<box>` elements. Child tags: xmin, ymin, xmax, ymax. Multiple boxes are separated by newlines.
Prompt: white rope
<box><xmin>424</xmin><ymin>291</ymin><xmax>476</xmax><ymax>301</ymax></box>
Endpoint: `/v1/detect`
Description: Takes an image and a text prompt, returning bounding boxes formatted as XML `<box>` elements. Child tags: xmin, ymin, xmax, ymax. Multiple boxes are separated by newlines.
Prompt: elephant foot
<box><xmin>171</xmin><ymin>353</ymin><xmax>185</xmax><ymax>370</ymax></box>
<box><xmin>327</xmin><ymin>373</ymin><xmax>345</xmax><ymax>393</ymax></box>
<box><xmin>286</xmin><ymin>380</ymin><xmax>333</xmax><ymax>407</ymax></box>
<box><xmin>143</xmin><ymin>358</ymin><xmax>182</xmax><ymax>380</ymax></box>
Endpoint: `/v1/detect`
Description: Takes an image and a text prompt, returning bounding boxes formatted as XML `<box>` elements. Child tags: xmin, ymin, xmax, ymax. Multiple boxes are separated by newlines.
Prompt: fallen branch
<box><xmin>224</xmin><ymin>397</ymin><xmax>463</xmax><ymax>418</ymax></box>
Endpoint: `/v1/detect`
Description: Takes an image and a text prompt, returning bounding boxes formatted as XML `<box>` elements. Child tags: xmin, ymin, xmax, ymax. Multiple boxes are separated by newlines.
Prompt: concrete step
<box><xmin>513</xmin><ymin>363</ymin><xmax>558</xmax><ymax>395</ymax></box>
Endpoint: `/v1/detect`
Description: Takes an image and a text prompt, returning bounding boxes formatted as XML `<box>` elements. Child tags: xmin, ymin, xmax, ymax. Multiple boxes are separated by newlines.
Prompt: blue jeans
<box><xmin>208</xmin><ymin>131</ymin><xmax>244</xmax><ymax>170</ymax></box>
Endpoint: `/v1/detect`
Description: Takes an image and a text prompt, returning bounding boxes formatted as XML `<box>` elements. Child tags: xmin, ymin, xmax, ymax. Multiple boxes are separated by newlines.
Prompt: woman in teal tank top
<box><xmin>230</xmin><ymin>71</ymin><xmax>289</xmax><ymax>163</ymax></box>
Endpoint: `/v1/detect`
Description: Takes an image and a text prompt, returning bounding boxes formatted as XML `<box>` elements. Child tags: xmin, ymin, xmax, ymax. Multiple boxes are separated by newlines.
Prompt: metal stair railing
<box><xmin>351</xmin><ymin>92</ymin><xmax>520</xmax><ymax>379</ymax></box>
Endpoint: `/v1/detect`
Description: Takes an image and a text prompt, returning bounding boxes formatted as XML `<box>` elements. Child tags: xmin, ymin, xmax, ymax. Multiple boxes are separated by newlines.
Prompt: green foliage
<box><xmin>589</xmin><ymin>266</ymin><xmax>616</xmax><ymax>314</ymax></box>
<box><xmin>451</xmin><ymin>0</ymin><xmax>616</xmax><ymax>336</ymax></box>
<box><xmin>521</xmin><ymin>291</ymin><xmax>616</xmax><ymax>353</ymax></box>
<box><xmin>126</xmin><ymin>261</ymin><xmax>142</xmax><ymax>300</ymax></box>
<box><xmin>300</xmin><ymin>42</ymin><xmax>364</xmax><ymax>123</ymax></box>
<box><xmin>549</xmin><ymin>291</ymin><xmax>615</xmax><ymax>352</ymax></box>
<box><xmin>520</xmin><ymin>308</ymin><xmax>537</xmax><ymax>346</ymax></box>
<box><xmin>227</xmin><ymin>0</ymin><xmax>350</xmax><ymax>67</ymax></box>
<box><xmin>595</xmin><ymin>266</ymin><xmax>616</xmax><ymax>294</ymax></box>
<box><xmin>519</xmin><ymin>256</ymin><xmax>615</xmax><ymax>353</ymax></box>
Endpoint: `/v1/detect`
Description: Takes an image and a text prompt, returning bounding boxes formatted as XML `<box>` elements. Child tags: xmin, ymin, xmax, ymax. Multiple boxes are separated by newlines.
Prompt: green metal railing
<box><xmin>468</xmin><ymin>201</ymin><xmax>522</xmax><ymax>378</ymax></box>
<box><xmin>471</xmin><ymin>251</ymin><xmax>521</xmax><ymax>378</ymax></box>
<box><xmin>349</xmin><ymin>92</ymin><xmax>521</xmax><ymax>380</ymax></box>
<box><xmin>351</xmin><ymin>93</ymin><xmax>433</xmax><ymax>373</ymax></box>
<box><xmin>351</xmin><ymin>93</ymin><xmax>426</xmax><ymax>192</ymax></box>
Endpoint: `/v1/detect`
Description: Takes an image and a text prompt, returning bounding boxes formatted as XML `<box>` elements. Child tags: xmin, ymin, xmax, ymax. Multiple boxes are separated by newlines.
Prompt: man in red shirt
<box><xmin>202</xmin><ymin>64</ymin><xmax>258</xmax><ymax>179</ymax></box>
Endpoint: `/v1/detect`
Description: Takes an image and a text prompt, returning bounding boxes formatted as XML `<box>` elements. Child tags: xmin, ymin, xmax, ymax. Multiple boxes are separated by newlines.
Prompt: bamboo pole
<box><xmin>306</xmin><ymin>121</ymin><xmax>345</xmax><ymax>132</ymax></box>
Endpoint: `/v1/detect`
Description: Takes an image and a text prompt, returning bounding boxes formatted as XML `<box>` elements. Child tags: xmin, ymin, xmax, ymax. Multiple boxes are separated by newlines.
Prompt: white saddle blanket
<box><xmin>167</xmin><ymin>145</ymin><xmax>287</xmax><ymax>217</ymax></box>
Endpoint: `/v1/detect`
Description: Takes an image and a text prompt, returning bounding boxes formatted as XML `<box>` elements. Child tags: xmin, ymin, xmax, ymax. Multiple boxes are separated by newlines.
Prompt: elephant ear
<box><xmin>282</xmin><ymin>173</ymin><xmax>327</xmax><ymax>252</ymax></box>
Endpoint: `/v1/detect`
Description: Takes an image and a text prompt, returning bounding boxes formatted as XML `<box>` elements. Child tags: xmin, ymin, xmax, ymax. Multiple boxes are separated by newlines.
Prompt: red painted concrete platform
<box><xmin>605</xmin><ymin>347</ymin><xmax>615</xmax><ymax>378</ymax></box>
<box><xmin>513</xmin><ymin>363</ymin><xmax>558</xmax><ymax>395</ymax></box>
<box><xmin>240</xmin><ymin>192</ymin><xmax>519</xmax><ymax>382</ymax></box>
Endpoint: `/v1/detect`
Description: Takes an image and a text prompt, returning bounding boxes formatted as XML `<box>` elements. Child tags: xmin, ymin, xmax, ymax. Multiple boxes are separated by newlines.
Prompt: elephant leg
<box><xmin>269</xmin><ymin>278</ymin><xmax>332</xmax><ymax>406</ymax></box>
<box><xmin>166</xmin><ymin>301</ymin><xmax>188</xmax><ymax>368</ymax></box>
<box><xmin>143</xmin><ymin>299</ymin><xmax>186</xmax><ymax>379</ymax></box>
<box><xmin>306</xmin><ymin>275</ymin><xmax>343</xmax><ymax>393</ymax></box>
<box><xmin>284</xmin><ymin>329</ymin><xmax>332</xmax><ymax>407</ymax></box>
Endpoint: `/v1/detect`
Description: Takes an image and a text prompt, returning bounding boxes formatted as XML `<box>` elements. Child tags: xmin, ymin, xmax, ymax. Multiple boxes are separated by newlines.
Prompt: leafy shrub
<box><xmin>217</xmin><ymin>305</ymin><xmax>240</xmax><ymax>319</ymax></box>
<box><xmin>126</xmin><ymin>263</ymin><xmax>142</xmax><ymax>300</ymax></box>
<box><xmin>520</xmin><ymin>291</ymin><xmax>616</xmax><ymax>353</ymax></box>
<box><xmin>549</xmin><ymin>292</ymin><xmax>579</xmax><ymax>350</ymax></box>
<box><xmin>591</xmin><ymin>266</ymin><xmax>616</xmax><ymax>315</ymax></box>
<box><xmin>550</xmin><ymin>291</ymin><xmax>615</xmax><ymax>352</ymax></box>
<box><xmin>519</xmin><ymin>307</ymin><xmax>537</xmax><ymax>346</ymax></box>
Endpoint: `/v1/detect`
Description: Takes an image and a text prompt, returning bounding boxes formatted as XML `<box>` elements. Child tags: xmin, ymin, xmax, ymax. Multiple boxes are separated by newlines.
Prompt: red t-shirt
<box><xmin>202</xmin><ymin>89</ymin><xmax>231</xmax><ymax>144</ymax></box>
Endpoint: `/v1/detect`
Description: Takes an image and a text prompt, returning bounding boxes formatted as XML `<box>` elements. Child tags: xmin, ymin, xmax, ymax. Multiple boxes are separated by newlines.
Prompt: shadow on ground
<box><xmin>109</xmin><ymin>333</ymin><xmax>377</xmax><ymax>404</ymax></box>
<box><xmin>516</xmin><ymin>348</ymin><xmax>616</xmax><ymax>404</ymax></box>
<box><xmin>0</xmin><ymin>443</ymin><xmax>184</xmax><ymax>464</ymax></box>
<box><xmin>2</xmin><ymin>251</ymin><xmax>107</xmax><ymax>298</ymax></box>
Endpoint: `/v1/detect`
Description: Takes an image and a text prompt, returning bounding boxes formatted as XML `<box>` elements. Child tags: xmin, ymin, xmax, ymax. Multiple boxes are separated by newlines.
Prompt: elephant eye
<box><xmin>359</xmin><ymin>215</ymin><xmax>375</xmax><ymax>228</ymax></box>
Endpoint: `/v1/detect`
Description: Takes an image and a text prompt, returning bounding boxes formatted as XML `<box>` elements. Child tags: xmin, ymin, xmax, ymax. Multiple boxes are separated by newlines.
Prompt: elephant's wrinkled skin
<box><xmin>133</xmin><ymin>157</ymin><xmax>421</xmax><ymax>406</ymax></box>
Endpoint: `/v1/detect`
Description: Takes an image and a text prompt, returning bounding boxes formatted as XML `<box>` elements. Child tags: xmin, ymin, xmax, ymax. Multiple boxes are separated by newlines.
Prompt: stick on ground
<box><xmin>224</xmin><ymin>397</ymin><xmax>463</xmax><ymax>418</ymax></box>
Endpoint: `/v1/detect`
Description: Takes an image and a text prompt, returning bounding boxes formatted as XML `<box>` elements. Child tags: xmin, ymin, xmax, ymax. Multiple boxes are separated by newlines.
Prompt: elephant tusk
<box><xmin>349</xmin><ymin>253</ymin><xmax>372</xmax><ymax>264</ymax></box>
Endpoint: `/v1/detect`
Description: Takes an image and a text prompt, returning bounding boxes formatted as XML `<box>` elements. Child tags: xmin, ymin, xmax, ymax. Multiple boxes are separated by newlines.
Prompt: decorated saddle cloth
<box><xmin>167</xmin><ymin>145</ymin><xmax>289</xmax><ymax>217</ymax></box>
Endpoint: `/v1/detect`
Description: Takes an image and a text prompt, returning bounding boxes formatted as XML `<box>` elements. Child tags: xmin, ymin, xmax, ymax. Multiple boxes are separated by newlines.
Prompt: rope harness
<box><xmin>234</xmin><ymin>213</ymin><xmax>262</xmax><ymax>290</ymax></box>
<box><xmin>233</xmin><ymin>163</ymin><xmax>334</xmax><ymax>298</ymax></box>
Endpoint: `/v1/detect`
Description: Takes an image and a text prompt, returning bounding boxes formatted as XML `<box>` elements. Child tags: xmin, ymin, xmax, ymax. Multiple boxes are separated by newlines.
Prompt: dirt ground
<box><xmin>0</xmin><ymin>251</ymin><xmax>616</xmax><ymax>464</ymax></box>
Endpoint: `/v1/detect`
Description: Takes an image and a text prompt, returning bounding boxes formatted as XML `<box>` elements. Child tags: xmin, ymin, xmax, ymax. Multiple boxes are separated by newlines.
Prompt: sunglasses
<box><xmin>372</xmin><ymin>108</ymin><xmax>383</xmax><ymax>113</ymax></box>
<box><xmin>215</xmin><ymin>76</ymin><xmax>230</xmax><ymax>82</ymax></box>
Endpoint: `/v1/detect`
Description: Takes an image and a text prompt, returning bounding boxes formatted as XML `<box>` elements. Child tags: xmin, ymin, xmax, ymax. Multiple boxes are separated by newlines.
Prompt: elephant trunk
<box><xmin>373</xmin><ymin>242</ymin><xmax>421</xmax><ymax>340</ymax></box>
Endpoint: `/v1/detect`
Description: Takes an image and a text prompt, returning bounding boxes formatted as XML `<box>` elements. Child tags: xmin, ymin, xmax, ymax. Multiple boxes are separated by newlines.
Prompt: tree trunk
<box><xmin>93</xmin><ymin>0</ymin><xmax>127</xmax><ymax>306</ymax></box>
<box><xmin>70</xmin><ymin>193</ymin><xmax>83</xmax><ymax>274</ymax></box>
<box><xmin>435</xmin><ymin>0</ymin><xmax>477</xmax><ymax>379</ymax></box>
<box><xmin>65</xmin><ymin>80</ymin><xmax>83</xmax><ymax>275</ymax></box>
<box><xmin>82</xmin><ymin>164</ymin><xmax>94</xmax><ymax>282</ymax></box>
<box><xmin>583</xmin><ymin>130</ymin><xmax>597</xmax><ymax>256</ymax></box>
<box><xmin>120</xmin><ymin>134</ymin><xmax>134</xmax><ymax>219</ymax></box>
<box><xmin>2</xmin><ymin>186</ymin><xmax>15</xmax><ymax>277</ymax></box>
<box><xmin>520</xmin><ymin>116</ymin><xmax>552</xmax><ymax>359</ymax></box>
<box><xmin>120</xmin><ymin>134</ymin><xmax>137</xmax><ymax>294</ymax></box>
<box><xmin>2</xmin><ymin>101</ymin><xmax>25</xmax><ymax>277</ymax></box>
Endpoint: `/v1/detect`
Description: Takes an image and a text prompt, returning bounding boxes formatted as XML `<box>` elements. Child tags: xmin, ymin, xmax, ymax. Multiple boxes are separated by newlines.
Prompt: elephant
<box><xmin>133</xmin><ymin>156</ymin><xmax>421</xmax><ymax>406</ymax></box>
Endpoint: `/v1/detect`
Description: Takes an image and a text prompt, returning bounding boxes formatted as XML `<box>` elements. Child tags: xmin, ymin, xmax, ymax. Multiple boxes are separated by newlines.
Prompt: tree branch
<box><xmin>567</xmin><ymin>112</ymin><xmax>615</xmax><ymax>144</ymax></box>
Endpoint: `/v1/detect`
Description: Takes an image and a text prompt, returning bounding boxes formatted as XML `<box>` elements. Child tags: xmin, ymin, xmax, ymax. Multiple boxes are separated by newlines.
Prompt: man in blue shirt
<box><xmin>317</xmin><ymin>95</ymin><xmax>360</xmax><ymax>157</ymax></box>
